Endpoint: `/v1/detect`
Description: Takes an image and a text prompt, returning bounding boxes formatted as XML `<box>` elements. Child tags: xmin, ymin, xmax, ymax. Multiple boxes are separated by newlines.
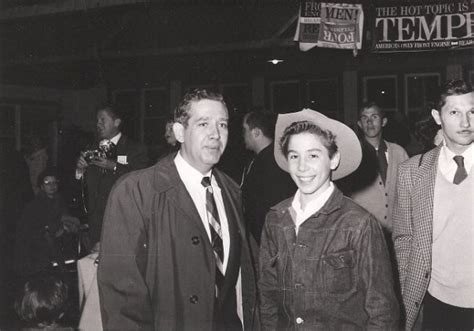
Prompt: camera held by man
<box><xmin>82</xmin><ymin>140</ymin><xmax>117</xmax><ymax>164</ymax></box>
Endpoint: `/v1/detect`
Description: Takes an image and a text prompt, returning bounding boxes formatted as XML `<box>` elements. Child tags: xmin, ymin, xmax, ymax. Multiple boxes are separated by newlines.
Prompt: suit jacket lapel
<box><xmin>413</xmin><ymin>146</ymin><xmax>440</xmax><ymax>265</ymax></box>
<box><xmin>115</xmin><ymin>134</ymin><xmax>125</xmax><ymax>153</ymax></box>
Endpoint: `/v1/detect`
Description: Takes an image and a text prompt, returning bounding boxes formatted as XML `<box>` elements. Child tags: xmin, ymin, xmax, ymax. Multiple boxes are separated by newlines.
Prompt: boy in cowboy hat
<box><xmin>258</xmin><ymin>109</ymin><xmax>399</xmax><ymax>330</ymax></box>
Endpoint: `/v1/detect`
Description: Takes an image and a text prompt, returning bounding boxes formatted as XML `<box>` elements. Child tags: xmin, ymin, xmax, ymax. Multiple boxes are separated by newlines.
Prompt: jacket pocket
<box><xmin>322</xmin><ymin>249</ymin><xmax>356</xmax><ymax>295</ymax></box>
<box><xmin>269</xmin><ymin>253</ymin><xmax>279</xmax><ymax>268</ymax></box>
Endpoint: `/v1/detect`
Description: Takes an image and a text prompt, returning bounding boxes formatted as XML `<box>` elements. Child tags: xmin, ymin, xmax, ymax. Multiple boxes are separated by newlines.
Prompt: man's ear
<box><xmin>173</xmin><ymin>122</ymin><xmax>185</xmax><ymax>143</ymax></box>
<box><xmin>431</xmin><ymin>109</ymin><xmax>442</xmax><ymax>125</ymax></box>
<box><xmin>114</xmin><ymin>118</ymin><xmax>122</xmax><ymax>129</ymax></box>
<box><xmin>252</xmin><ymin>127</ymin><xmax>261</xmax><ymax>138</ymax></box>
<box><xmin>382</xmin><ymin>117</ymin><xmax>388</xmax><ymax>127</ymax></box>
<box><xmin>330</xmin><ymin>151</ymin><xmax>341</xmax><ymax>171</ymax></box>
<box><xmin>357</xmin><ymin>120</ymin><xmax>362</xmax><ymax>129</ymax></box>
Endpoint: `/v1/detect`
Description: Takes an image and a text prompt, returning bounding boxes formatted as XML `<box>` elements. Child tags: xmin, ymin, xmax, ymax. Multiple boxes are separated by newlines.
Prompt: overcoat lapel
<box><xmin>412</xmin><ymin>146</ymin><xmax>441</xmax><ymax>265</ymax></box>
<box><xmin>154</xmin><ymin>157</ymin><xmax>211</xmax><ymax>245</ymax></box>
<box><xmin>213</xmin><ymin>171</ymin><xmax>241</xmax><ymax>305</ymax></box>
<box><xmin>215</xmin><ymin>171</ymin><xmax>244</xmax><ymax>236</ymax></box>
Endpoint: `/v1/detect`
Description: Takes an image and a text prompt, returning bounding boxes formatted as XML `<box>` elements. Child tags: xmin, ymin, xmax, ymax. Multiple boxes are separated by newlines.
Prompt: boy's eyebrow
<box><xmin>288</xmin><ymin>148</ymin><xmax>323</xmax><ymax>153</ymax></box>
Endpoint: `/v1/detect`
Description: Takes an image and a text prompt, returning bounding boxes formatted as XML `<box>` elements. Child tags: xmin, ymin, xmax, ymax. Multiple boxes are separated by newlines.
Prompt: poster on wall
<box><xmin>294</xmin><ymin>0</ymin><xmax>364</xmax><ymax>52</ymax></box>
<box><xmin>372</xmin><ymin>0</ymin><xmax>474</xmax><ymax>52</ymax></box>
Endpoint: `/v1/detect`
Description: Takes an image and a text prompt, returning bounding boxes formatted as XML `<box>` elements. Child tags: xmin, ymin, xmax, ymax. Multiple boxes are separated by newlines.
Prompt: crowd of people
<box><xmin>3</xmin><ymin>78</ymin><xmax>472</xmax><ymax>330</ymax></box>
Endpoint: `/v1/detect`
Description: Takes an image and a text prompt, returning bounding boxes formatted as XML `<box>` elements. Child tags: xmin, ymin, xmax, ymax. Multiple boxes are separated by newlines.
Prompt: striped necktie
<box><xmin>201</xmin><ymin>176</ymin><xmax>225</xmax><ymax>295</ymax></box>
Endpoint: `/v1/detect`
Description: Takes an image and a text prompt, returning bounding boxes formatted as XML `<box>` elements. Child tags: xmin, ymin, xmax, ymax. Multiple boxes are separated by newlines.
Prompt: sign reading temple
<box><xmin>372</xmin><ymin>0</ymin><xmax>474</xmax><ymax>52</ymax></box>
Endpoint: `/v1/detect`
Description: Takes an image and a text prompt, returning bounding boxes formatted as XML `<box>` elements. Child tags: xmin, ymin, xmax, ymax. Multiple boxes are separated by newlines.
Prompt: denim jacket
<box><xmin>259</xmin><ymin>187</ymin><xmax>399</xmax><ymax>330</ymax></box>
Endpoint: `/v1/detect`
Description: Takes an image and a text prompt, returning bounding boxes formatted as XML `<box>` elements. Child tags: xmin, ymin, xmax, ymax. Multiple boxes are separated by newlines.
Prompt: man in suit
<box><xmin>241</xmin><ymin>111</ymin><xmax>295</xmax><ymax>244</ymax></box>
<box><xmin>393</xmin><ymin>79</ymin><xmax>474</xmax><ymax>330</ymax></box>
<box><xmin>98</xmin><ymin>89</ymin><xmax>258</xmax><ymax>330</ymax></box>
<box><xmin>76</xmin><ymin>103</ymin><xmax>148</xmax><ymax>250</ymax></box>
<box><xmin>350</xmin><ymin>102</ymin><xmax>409</xmax><ymax>234</ymax></box>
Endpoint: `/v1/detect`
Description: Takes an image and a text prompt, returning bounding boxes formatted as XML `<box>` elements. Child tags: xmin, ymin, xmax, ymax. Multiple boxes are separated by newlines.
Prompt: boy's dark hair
<box><xmin>15</xmin><ymin>273</ymin><xmax>68</xmax><ymax>328</ymax></box>
<box><xmin>358</xmin><ymin>101</ymin><xmax>386</xmax><ymax>118</ymax></box>
<box><xmin>279</xmin><ymin>120</ymin><xmax>338</xmax><ymax>159</ymax></box>
<box><xmin>243</xmin><ymin>111</ymin><xmax>276</xmax><ymax>139</ymax></box>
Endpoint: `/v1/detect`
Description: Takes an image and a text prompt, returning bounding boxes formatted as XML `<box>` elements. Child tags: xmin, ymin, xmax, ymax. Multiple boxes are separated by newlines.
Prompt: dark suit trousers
<box><xmin>423</xmin><ymin>292</ymin><xmax>474</xmax><ymax>330</ymax></box>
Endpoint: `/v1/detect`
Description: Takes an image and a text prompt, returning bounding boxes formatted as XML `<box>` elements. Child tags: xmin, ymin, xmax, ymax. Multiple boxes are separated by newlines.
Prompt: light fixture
<box><xmin>267</xmin><ymin>59</ymin><xmax>284</xmax><ymax>65</ymax></box>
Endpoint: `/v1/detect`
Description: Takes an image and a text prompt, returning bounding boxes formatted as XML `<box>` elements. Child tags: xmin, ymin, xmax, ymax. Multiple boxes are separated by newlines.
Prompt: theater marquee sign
<box><xmin>373</xmin><ymin>1</ymin><xmax>474</xmax><ymax>52</ymax></box>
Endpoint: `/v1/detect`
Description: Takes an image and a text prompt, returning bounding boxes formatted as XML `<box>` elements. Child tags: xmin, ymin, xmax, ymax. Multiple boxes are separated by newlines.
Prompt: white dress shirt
<box><xmin>174</xmin><ymin>152</ymin><xmax>230</xmax><ymax>273</ymax></box>
<box><xmin>438</xmin><ymin>143</ymin><xmax>474</xmax><ymax>182</ymax></box>
<box><xmin>291</xmin><ymin>182</ymin><xmax>335</xmax><ymax>235</ymax></box>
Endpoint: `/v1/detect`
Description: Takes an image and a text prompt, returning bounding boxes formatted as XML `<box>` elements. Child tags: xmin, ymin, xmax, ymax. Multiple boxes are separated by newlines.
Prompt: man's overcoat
<box><xmin>98</xmin><ymin>154</ymin><xmax>259</xmax><ymax>330</ymax></box>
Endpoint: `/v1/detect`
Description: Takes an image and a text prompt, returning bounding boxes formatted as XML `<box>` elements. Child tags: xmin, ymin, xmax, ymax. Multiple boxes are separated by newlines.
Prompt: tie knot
<box><xmin>453</xmin><ymin>155</ymin><xmax>465</xmax><ymax>167</ymax></box>
<box><xmin>201</xmin><ymin>176</ymin><xmax>211</xmax><ymax>188</ymax></box>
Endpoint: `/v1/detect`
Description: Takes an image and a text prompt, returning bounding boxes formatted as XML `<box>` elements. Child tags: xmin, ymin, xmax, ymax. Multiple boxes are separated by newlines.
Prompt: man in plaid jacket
<box><xmin>393</xmin><ymin>79</ymin><xmax>474</xmax><ymax>330</ymax></box>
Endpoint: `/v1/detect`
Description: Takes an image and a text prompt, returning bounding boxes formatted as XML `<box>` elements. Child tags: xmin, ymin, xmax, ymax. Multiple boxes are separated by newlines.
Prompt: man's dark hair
<box><xmin>15</xmin><ymin>273</ymin><xmax>68</xmax><ymax>328</ymax></box>
<box><xmin>174</xmin><ymin>89</ymin><xmax>227</xmax><ymax>126</ymax></box>
<box><xmin>359</xmin><ymin>101</ymin><xmax>386</xmax><ymax>118</ymax></box>
<box><xmin>96</xmin><ymin>102</ymin><xmax>124</xmax><ymax>121</ymax></box>
<box><xmin>37</xmin><ymin>168</ymin><xmax>59</xmax><ymax>188</ymax></box>
<box><xmin>434</xmin><ymin>79</ymin><xmax>473</xmax><ymax>111</ymax></box>
<box><xmin>244</xmin><ymin>111</ymin><xmax>276</xmax><ymax>139</ymax></box>
<box><xmin>279</xmin><ymin>120</ymin><xmax>338</xmax><ymax>159</ymax></box>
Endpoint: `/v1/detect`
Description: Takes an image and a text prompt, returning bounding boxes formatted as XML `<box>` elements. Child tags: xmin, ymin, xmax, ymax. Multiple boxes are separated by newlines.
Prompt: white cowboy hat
<box><xmin>274</xmin><ymin>108</ymin><xmax>362</xmax><ymax>180</ymax></box>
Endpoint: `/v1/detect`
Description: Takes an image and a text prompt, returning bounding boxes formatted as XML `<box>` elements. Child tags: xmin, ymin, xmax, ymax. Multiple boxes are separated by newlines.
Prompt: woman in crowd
<box><xmin>259</xmin><ymin>109</ymin><xmax>399</xmax><ymax>330</ymax></box>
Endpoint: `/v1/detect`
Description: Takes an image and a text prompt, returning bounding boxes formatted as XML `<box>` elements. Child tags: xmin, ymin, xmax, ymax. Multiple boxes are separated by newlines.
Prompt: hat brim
<box><xmin>274</xmin><ymin>108</ymin><xmax>362</xmax><ymax>180</ymax></box>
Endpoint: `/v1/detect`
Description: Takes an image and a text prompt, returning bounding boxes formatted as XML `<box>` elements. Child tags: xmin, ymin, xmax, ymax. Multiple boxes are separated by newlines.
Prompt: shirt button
<box><xmin>379</xmin><ymin>181</ymin><xmax>383</xmax><ymax>185</ymax></box>
<box><xmin>296</xmin><ymin>317</ymin><xmax>304</xmax><ymax>324</ymax></box>
<box><xmin>191</xmin><ymin>236</ymin><xmax>200</xmax><ymax>245</ymax></box>
<box><xmin>190</xmin><ymin>295</ymin><xmax>199</xmax><ymax>304</ymax></box>
<box><xmin>385</xmin><ymin>204</ymin><xmax>388</xmax><ymax>208</ymax></box>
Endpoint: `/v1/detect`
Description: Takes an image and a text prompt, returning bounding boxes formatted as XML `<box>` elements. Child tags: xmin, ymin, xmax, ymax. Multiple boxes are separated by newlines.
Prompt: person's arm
<box><xmin>94</xmin><ymin>143</ymin><xmax>149</xmax><ymax>176</ymax></box>
<box><xmin>75</xmin><ymin>154</ymin><xmax>88</xmax><ymax>179</ymax></box>
<box><xmin>97</xmin><ymin>176</ymin><xmax>153</xmax><ymax>330</ymax></box>
<box><xmin>360</xmin><ymin>216</ymin><xmax>400</xmax><ymax>330</ymax></box>
<box><xmin>258</xmin><ymin>218</ymin><xmax>280</xmax><ymax>331</ymax></box>
<box><xmin>392</xmin><ymin>161</ymin><xmax>414</xmax><ymax>290</ymax></box>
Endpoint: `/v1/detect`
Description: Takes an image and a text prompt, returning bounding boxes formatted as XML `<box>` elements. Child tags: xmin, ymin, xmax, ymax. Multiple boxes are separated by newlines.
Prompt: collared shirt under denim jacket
<box><xmin>259</xmin><ymin>187</ymin><xmax>399</xmax><ymax>330</ymax></box>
